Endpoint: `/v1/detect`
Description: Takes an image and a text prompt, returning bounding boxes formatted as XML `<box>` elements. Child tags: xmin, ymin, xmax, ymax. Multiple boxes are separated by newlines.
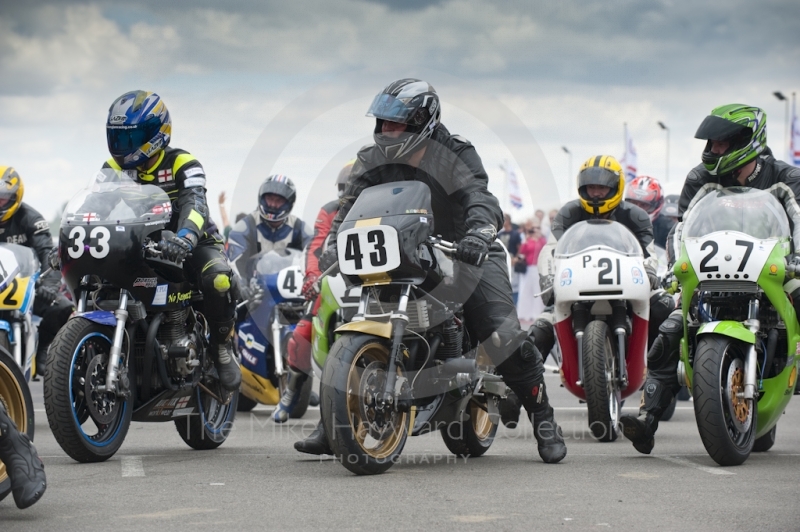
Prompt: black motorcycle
<box><xmin>321</xmin><ymin>181</ymin><xmax>506</xmax><ymax>475</ymax></box>
<box><xmin>44</xmin><ymin>171</ymin><xmax>237</xmax><ymax>463</ymax></box>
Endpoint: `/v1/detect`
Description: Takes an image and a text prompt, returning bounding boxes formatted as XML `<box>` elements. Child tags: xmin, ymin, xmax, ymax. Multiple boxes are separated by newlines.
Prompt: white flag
<box><xmin>792</xmin><ymin>98</ymin><xmax>800</xmax><ymax>167</ymax></box>
<box><xmin>621</xmin><ymin>124</ymin><xmax>637</xmax><ymax>182</ymax></box>
<box><xmin>506</xmin><ymin>165</ymin><xmax>523</xmax><ymax>209</ymax></box>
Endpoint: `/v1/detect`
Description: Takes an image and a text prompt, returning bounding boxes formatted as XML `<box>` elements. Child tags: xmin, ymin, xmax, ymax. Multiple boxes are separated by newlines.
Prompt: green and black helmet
<box><xmin>694</xmin><ymin>104</ymin><xmax>767</xmax><ymax>176</ymax></box>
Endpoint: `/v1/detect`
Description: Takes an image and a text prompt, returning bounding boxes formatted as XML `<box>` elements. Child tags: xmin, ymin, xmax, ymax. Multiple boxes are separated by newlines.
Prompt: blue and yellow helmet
<box><xmin>106</xmin><ymin>90</ymin><xmax>171</xmax><ymax>169</ymax></box>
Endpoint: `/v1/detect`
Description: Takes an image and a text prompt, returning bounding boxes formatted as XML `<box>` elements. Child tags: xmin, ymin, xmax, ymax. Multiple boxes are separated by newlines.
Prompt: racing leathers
<box><xmin>621</xmin><ymin>148</ymin><xmax>800</xmax><ymax>454</ymax></box>
<box><xmin>0</xmin><ymin>203</ymin><xmax>72</xmax><ymax>375</ymax></box>
<box><xmin>322</xmin><ymin>124</ymin><xmax>566</xmax><ymax>463</ymax></box>
<box><xmin>275</xmin><ymin>199</ymin><xmax>337</xmax><ymax>425</ymax></box>
<box><xmin>102</xmin><ymin>147</ymin><xmax>240</xmax><ymax>390</ymax></box>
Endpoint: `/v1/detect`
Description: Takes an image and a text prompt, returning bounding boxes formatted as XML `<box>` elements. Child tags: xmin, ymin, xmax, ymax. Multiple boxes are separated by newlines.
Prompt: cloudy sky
<box><xmin>1</xmin><ymin>0</ymin><xmax>798</xmax><ymax>227</ymax></box>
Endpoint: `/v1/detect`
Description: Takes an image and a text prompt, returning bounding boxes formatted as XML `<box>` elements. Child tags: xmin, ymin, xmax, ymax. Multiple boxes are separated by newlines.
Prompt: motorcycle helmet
<box><xmin>625</xmin><ymin>175</ymin><xmax>665</xmax><ymax>222</ymax></box>
<box><xmin>0</xmin><ymin>167</ymin><xmax>23</xmax><ymax>223</ymax></box>
<box><xmin>694</xmin><ymin>104</ymin><xmax>766</xmax><ymax>177</ymax></box>
<box><xmin>577</xmin><ymin>155</ymin><xmax>625</xmax><ymax>216</ymax></box>
<box><xmin>662</xmin><ymin>194</ymin><xmax>679</xmax><ymax>220</ymax></box>
<box><xmin>367</xmin><ymin>78</ymin><xmax>440</xmax><ymax>160</ymax></box>
<box><xmin>258</xmin><ymin>174</ymin><xmax>296</xmax><ymax>223</ymax></box>
<box><xmin>106</xmin><ymin>90</ymin><xmax>171</xmax><ymax>170</ymax></box>
<box><xmin>336</xmin><ymin>159</ymin><xmax>355</xmax><ymax>198</ymax></box>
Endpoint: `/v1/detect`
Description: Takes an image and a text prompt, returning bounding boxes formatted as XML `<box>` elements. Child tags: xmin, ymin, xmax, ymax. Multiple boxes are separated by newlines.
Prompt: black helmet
<box><xmin>258</xmin><ymin>174</ymin><xmax>296</xmax><ymax>223</ymax></box>
<box><xmin>336</xmin><ymin>160</ymin><xmax>355</xmax><ymax>198</ymax></box>
<box><xmin>367</xmin><ymin>78</ymin><xmax>440</xmax><ymax>160</ymax></box>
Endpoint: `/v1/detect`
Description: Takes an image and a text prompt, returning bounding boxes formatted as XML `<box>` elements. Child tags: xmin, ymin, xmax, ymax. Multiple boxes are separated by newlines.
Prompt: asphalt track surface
<box><xmin>3</xmin><ymin>368</ymin><xmax>800</xmax><ymax>531</ymax></box>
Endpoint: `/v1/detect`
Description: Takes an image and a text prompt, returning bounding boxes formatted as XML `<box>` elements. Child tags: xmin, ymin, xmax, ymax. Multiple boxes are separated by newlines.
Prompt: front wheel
<box><xmin>582</xmin><ymin>320</ymin><xmax>620</xmax><ymax>442</ymax></box>
<box><xmin>44</xmin><ymin>318</ymin><xmax>133</xmax><ymax>463</ymax></box>
<box><xmin>321</xmin><ymin>333</ymin><xmax>408</xmax><ymax>475</ymax></box>
<box><xmin>693</xmin><ymin>335</ymin><xmax>755</xmax><ymax>466</ymax></box>
<box><xmin>0</xmin><ymin>345</ymin><xmax>34</xmax><ymax>502</ymax></box>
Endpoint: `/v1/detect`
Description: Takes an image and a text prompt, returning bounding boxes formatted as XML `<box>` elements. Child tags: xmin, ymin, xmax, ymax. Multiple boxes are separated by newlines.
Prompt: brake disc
<box><xmin>85</xmin><ymin>354</ymin><xmax>118</xmax><ymax>425</ymax></box>
<box><xmin>726</xmin><ymin>358</ymin><xmax>752</xmax><ymax>433</ymax></box>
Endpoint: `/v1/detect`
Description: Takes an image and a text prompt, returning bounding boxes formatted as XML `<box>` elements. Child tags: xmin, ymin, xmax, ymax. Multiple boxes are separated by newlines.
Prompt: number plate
<box><xmin>277</xmin><ymin>266</ymin><xmax>303</xmax><ymax>299</ymax></box>
<box><xmin>685</xmin><ymin>233</ymin><xmax>777</xmax><ymax>281</ymax></box>
<box><xmin>337</xmin><ymin>226</ymin><xmax>401</xmax><ymax>276</ymax></box>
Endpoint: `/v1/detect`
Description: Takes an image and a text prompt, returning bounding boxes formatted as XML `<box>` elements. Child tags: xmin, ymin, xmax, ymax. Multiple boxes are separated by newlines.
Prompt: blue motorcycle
<box><xmin>236</xmin><ymin>249</ymin><xmax>312</xmax><ymax>416</ymax></box>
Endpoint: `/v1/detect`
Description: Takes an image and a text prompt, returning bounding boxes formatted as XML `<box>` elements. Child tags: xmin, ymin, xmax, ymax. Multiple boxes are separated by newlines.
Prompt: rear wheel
<box><xmin>321</xmin><ymin>333</ymin><xmax>407</xmax><ymax>475</ymax></box>
<box><xmin>661</xmin><ymin>396</ymin><xmax>678</xmax><ymax>421</ymax></box>
<box><xmin>44</xmin><ymin>318</ymin><xmax>133</xmax><ymax>463</ymax></box>
<box><xmin>236</xmin><ymin>394</ymin><xmax>257</xmax><ymax>412</ymax></box>
<box><xmin>752</xmin><ymin>425</ymin><xmax>776</xmax><ymax>452</ymax></box>
<box><xmin>175</xmin><ymin>386</ymin><xmax>238</xmax><ymax>450</ymax></box>
<box><xmin>0</xmin><ymin>346</ymin><xmax>34</xmax><ymax>502</ymax></box>
<box><xmin>693</xmin><ymin>335</ymin><xmax>755</xmax><ymax>466</ymax></box>
<box><xmin>582</xmin><ymin>320</ymin><xmax>620</xmax><ymax>442</ymax></box>
<box><xmin>440</xmin><ymin>398</ymin><xmax>498</xmax><ymax>457</ymax></box>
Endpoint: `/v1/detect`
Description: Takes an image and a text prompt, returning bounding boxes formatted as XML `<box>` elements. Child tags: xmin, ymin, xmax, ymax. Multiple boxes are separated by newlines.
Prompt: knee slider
<box><xmin>212</xmin><ymin>273</ymin><xmax>231</xmax><ymax>293</ymax></box>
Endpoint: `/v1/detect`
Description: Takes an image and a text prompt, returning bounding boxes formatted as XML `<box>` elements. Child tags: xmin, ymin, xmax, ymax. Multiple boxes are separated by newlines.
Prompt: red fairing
<box><xmin>555</xmin><ymin>314</ymin><xmax>649</xmax><ymax>401</ymax></box>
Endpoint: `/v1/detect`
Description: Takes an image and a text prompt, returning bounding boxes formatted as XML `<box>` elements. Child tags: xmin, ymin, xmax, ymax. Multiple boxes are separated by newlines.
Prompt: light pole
<box><xmin>657</xmin><ymin>121</ymin><xmax>669</xmax><ymax>183</ymax></box>
<box><xmin>561</xmin><ymin>146</ymin><xmax>572</xmax><ymax>194</ymax></box>
<box><xmin>774</xmin><ymin>91</ymin><xmax>789</xmax><ymax>160</ymax></box>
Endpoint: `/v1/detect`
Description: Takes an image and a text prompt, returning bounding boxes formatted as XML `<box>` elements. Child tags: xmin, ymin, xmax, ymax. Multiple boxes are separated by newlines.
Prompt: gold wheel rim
<box><xmin>346</xmin><ymin>342</ymin><xmax>407</xmax><ymax>460</ymax></box>
<box><xmin>0</xmin><ymin>361</ymin><xmax>27</xmax><ymax>484</ymax></box>
<box><xmin>729</xmin><ymin>366</ymin><xmax>748</xmax><ymax>423</ymax></box>
<box><xmin>470</xmin><ymin>401</ymin><xmax>494</xmax><ymax>442</ymax></box>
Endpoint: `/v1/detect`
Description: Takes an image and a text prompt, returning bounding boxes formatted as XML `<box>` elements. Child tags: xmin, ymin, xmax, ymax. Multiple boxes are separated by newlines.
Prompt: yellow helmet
<box><xmin>577</xmin><ymin>155</ymin><xmax>625</xmax><ymax>216</ymax></box>
<box><xmin>0</xmin><ymin>167</ymin><xmax>24</xmax><ymax>223</ymax></box>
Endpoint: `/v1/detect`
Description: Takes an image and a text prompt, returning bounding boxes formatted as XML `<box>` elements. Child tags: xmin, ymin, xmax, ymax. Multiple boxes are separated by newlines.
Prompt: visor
<box><xmin>695</xmin><ymin>115</ymin><xmax>750</xmax><ymax>141</ymax></box>
<box><xmin>106</xmin><ymin>116</ymin><xmax>162</xmax><ymax>157</ymax></box>
<box><xmin>366</xmin><ymin>93</ymin><xmax>414</xmax><ymax>123</ymax></box>
<box><xmin>578</xmin><ymin>167</ymin><xmax>619</xmax><ymax>188</ymax></box>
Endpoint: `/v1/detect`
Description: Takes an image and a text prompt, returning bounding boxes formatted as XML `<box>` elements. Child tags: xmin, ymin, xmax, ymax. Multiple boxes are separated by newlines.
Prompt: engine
<box><xmin>157</xmin><ymin>308</ymin><xmax>203</xmax><ymax>378</ymax></box>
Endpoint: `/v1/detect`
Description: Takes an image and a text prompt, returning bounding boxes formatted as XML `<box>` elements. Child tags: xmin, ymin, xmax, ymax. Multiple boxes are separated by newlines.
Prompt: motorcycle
<box><xmin>0</xmin><ymin>243</ymin><xmax>41</xmax><ymax>382</ymax></box>
<box><xmin>0</xmin><ymin>256</ymin><xmax>35</xmax><ymax>501</ymax></box>
<box><xmin>320</xmin><ymin>181</ymin><xmax>505</xmax><ymax>475</ymax></box>
<box><xmin>674</xmin><ymin>187</ymin><xmax>798</xmax><ymax>465</ymax></box>
<box><xmin>236</xmin><ymin>248</ymin><xmax>313</xmax><ymax>415</ymax></box>
<box><xmin>43</xmin><ymin>170</ymin><xmax>237</xmax><ymax>463</ymax></box>
<box><xmin>310</xmin><ymin>271</ymin><xmax>361</xmax><ymax>381</ymax></box>
<box><xmin>551</xmin><ymin>219</ymin><xmax>649</xmax><ymax>441</ymax></box>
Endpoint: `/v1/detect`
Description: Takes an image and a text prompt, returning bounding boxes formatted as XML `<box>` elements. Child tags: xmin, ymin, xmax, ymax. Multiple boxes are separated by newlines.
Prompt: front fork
<box><xmin>272</xmin><ymin>310</ymin><xmax>285</xmax><ymax>378</ymax></box>
<box><xmin>743</xmin><ymin>299</ymin><xmax>760</xmax><ymax>401</ymax></box>
<box><xmin>100</xmin><ymin>289</ymin><xmax>129</xmax><ymax>395</ymax></box>
<box><xmin>379</xmin><ymin>285</ymin><xmax>411</xmax><ymax>411</ymax></box>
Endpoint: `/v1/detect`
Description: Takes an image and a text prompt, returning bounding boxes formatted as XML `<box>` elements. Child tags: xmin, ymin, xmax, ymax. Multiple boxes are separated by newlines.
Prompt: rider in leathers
<box><xmin>0</xmin><ymin>167</ymin><xmax>73</xmax><ymax>377</ymax></box>
<box><xmin>100</xmin><ymin>90</ymin><xmax>241</xmax><ymax>391</ymax></box>
<box><xmin>527</xmin><ymin>156</ymin><xmax>675</xmax><ymax>397</ymax></box>
<box><xmin>620</xmin><ymin>103</ymin><xmax>800</xmax><ymax>454</ymax></box>
<box><xmin>316</xmin><ymin>78</ymin><xmax>567</xmax><ymax>463</ymax></box>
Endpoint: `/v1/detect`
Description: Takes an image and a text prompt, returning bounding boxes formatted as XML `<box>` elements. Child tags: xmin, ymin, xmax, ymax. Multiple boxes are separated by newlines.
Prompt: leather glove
<box><xmin>645</xmin><ymin>264</ymin><xmax>659</xmax><ymax>290</ymax></box>
<box><xmin>48</xmin><ymin>248</ymin><xmax>60</xmax><ymax>271</ymax></box>
<box><xmin>239</xmin><ymin>278</ymin><xmax>265</xmax><ymax>308</ymax></box>
<box><xmin>318</xmin><ymin>245</ymin><xmax>338</xmax><ymax>273</ymax></box>
<box><xmin>159</xmin><ymin>234</ymin><xmax>192</xmax><ymax>264</ymax></box>
<box><xmin>456</xmin><ymin>227</ymin><xmax>495</xmax><ymax>267</ymax></box>
<box><xmin>788</xmin><ymin>253</ymin><xmax>800</xmax><ymax>278</ymax></box>
<box><xmin>35</xmin><ymin>282</ymin><xmax>58</xmax><ymax>305</ymax></box>
<box><xmin>301</xmin><ymin>273</ymin><xmax>320</xmax><ymax>300</ymax></box>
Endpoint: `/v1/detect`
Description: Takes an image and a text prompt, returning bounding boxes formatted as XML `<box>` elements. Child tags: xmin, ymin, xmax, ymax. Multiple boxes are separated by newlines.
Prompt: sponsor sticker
<box><xmin>631</xmin><ymin>266</ymin><xmax>644</xmax><ymax>285</ymax></box>
<box><xmin>560</xmin><ymin>268</ymin><xmax>572</xmax><ymax>286</ymax></box>
<box><xmin>184</xmin><ymin>177</ymin><xmax>206</xmax><ymax>188</ymax></box>
<box><xmin>152</xmin><ymin>284</ymin><xmax>168</xmax><ymax>306</ymax></box>
<box><xmin>133</xmin><ymin>277</ymin><xmax>158</xmax><ymax>288</ymax></box>
<box><xmin>183</xmin><ymin>167</ymin><xmax>204</xmax><ymax>177</ymax></box>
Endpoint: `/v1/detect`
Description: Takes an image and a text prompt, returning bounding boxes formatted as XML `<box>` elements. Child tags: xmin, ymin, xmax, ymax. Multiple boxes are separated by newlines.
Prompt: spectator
<box><xmin>516</xmin><ymin>219</ymin><xmax>547</xmax><ymax>325</ymax></box>
<box><xmin>498</xmin><ymin>212</ymin><xmax>522</xmax><ymax>303</ymax></box>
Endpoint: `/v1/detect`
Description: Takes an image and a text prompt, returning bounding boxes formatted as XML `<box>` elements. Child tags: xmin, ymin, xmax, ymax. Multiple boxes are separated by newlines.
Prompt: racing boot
<box><xmin>272</xmin><ymin>367</ymin><xmax>308</xmax><ymax>423</ymax></box>
<box><xmin>620</xmin><ymin>380</ymin><xmax>674</xmax><ymax>454</ymax></box>
<box><xmin>294</xmin><ymin>420</ymin><xmax>332</xmax><ymax>455</ymax></box>
<box><xmin>526</xmin><ymin>384</ymin><xmax>567</xmax><ymax>464</ymax></box>
<box><xmin>0</xmin><ymin>402</ymin><xmax>46</xmax><ymax>509</ymax></box>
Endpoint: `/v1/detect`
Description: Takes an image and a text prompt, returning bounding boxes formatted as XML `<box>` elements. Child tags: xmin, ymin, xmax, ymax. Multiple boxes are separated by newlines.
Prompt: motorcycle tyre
<box><xmin>582</xmin><ymin>320</ymin><xmax>620</xmax><ymax>442</ymax></box>
<box><xmin>321</xmin><ymin>333</ymin><xmax>408</xmax><ymax>475</ymax></box>
<box><xmin>0</xmin><ymin>346</ymin><xmax>34</xmax><ymax>502</ymax></box>
<box><xmin>752</xmin><ymin>425</ymin><xmax>776</xmax><ymax>453</ymax></box>
<box><xmin>236</xmin><ymin>394</ymin><xmax>257</xmax><ymax>412</ymax></box>
<box><xmin>440</xmin><ymin>398</ymin><xmax>498</xmax><ymax>457</ymax></box>
<box><xmin>693</xmin><ymin>335</ymin><xmax>755</xmax><ymax>466</ymax></box>
<box><xmin>661</xmin><ymin>396</ymin><xmax>678</xmax><ymax>422</ymax></box>
<box><xmin>44</xmin><ymin>318</ymin><xmax>133</xmax><ymax>463</ymax></box>
<box><xmin>175</xmin><ymin>388</ymin><xmax>238</xmax><ymax>451</ymax></box>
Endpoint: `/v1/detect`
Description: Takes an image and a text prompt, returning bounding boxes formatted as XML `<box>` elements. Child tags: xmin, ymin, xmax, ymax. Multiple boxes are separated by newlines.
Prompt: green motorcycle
<box><xmin>674</xmin><ymin>187</ymin><xmax>798</xmax><ymax>466</ymax></box>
